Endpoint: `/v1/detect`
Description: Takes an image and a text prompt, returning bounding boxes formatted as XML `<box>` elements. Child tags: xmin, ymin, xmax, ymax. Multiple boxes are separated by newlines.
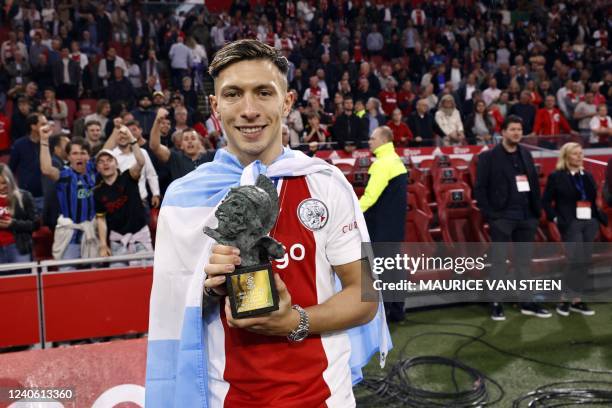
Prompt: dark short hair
<box><xmin>49</xmin><ymin>134</ymin><xmax>64</xmax><ymax>151</ymax></box>
<box><xmin>85</xmin><ymin>120</ymin><xmax>101</xmax><ymax>129</ymax></box>
<box><xmin>501</xmin><ymin>115</ymin><xmax>524</xmax><ymax>131</ymax></box>
<box><xmin>209</xmin><ymin>39</ymin><xmax>289</xmax><ymax>89</ymax></box>
<box><xmin>124</xmin><ymin>120</ymin><xmax>141</xmax><ymax>129</ymax></box>
<box><xmin>26</xmin><ymin>112</ymin><xmax>44</xmax><ymax>130</ymax></box>
<box><xmin>66</xmin><ymin>137</ymin><xmax>91</xmax><ymax>155</ymax></box>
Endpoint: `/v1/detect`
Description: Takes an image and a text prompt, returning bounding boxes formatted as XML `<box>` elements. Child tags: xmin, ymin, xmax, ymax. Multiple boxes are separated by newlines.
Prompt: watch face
<box><xmin>292</xmin><ymin>328</ymin><xmax>309</xmax><ymax>342</ymax></box>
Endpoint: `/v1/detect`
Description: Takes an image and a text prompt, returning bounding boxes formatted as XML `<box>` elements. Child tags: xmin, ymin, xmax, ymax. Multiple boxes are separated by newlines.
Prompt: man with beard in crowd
<box><xmin>131</xmin><ymin>93</ymin><xmax>157</xmax><ymax>137</ymax></box>
<box><xmin>149</xmin><ymin>107</ymin><xmax>215</xmax><ymax>181</ymax></box>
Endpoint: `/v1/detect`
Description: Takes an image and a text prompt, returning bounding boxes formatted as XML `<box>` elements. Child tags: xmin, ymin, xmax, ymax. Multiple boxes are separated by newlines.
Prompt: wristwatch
<box><xmin>287</xmin><ymin>305</ymin><xmax>309</xmax><ymax>342</ymax></box>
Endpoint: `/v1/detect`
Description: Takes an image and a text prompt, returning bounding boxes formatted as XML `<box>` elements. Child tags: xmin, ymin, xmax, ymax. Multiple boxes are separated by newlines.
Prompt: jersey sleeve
<box><xmin>325</xmin><ymin>173</ymin><xmax>364</xmax><ymax>266</ymax></box>
<box><xmin>94</xmin><ymin>188</ymin><xmax>106</xmax><ymax>216</ymax></box>
<box><xmin>57</xmin><ymin>166</ymin><xmax>73</xmax><ymax>185</ymax></box>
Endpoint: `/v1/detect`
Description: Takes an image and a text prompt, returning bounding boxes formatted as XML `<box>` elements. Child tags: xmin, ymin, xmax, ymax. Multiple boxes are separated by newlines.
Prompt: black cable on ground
<box><xmin>512</xmin><ymin>380</ymin><xmax>612</xmax><ymax>407</ymax></box>
<box><xmin>355</xmin><ymin>317</ymin><xmax>612</xmax><ymax>407</ymax></box>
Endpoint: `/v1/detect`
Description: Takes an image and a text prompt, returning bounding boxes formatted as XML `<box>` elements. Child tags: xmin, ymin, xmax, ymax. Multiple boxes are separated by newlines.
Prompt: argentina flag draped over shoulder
<box><xmin>145</xmin><ymin>147</ymin><xmax>391</xmax><ymax>407</ymax></box>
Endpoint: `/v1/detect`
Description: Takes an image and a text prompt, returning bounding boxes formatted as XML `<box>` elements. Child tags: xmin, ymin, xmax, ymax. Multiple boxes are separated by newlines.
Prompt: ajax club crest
<box><xmin>297</xmin><ymin>198</ymin><xmax>329</xmax><ymax>231</ymax></box>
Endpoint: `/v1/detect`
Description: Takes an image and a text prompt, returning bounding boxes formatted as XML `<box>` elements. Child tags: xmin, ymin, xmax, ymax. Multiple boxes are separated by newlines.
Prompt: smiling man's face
<box><xmin>210</xmin><ymin>59</ymin><xmax>294</xmax><ymax>165</ymax></box>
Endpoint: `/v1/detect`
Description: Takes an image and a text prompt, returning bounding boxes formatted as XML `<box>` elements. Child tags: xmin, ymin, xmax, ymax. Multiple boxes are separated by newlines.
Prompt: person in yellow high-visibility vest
<box><xmin>359</xmin><ymin>126</ymin><xmax>408</xmax><ymax>321</ymax></box>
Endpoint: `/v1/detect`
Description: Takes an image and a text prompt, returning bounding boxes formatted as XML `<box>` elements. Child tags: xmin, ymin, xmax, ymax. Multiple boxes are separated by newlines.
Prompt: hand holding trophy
<box><xmin>204</xmin><ymin>175</ymin><xmax>285</xmax><ymax>318</ymax></box>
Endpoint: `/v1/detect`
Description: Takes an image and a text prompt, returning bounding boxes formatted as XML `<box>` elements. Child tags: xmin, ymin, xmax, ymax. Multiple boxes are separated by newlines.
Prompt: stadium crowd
<box><xmin>0</xmin><ymin>0</ymin><xmax>611</xmax><ymax>268</ymax></box>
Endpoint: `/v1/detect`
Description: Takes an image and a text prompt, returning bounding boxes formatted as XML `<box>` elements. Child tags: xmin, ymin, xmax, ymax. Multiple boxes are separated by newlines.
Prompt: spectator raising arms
<box><xmin>149</xmin><ymin>108</ymin><xmax>215</xmax><ymax>182</ymax></box>
<box><xmin>39</xmin><ymin>125</ymin><xmax>99</xmax><ymax>267</ymax></box>
<box><xmin>94</xmin><ymin>128</ymin><xmax>152</xmax><ymax>266</ymax></box>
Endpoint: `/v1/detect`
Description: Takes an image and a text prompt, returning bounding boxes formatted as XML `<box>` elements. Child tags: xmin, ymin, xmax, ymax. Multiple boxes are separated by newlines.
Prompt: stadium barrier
<box><xmin>0</xmin><ymin>253</ymin><xmax>153</xmax><ymax>349</ymax></box>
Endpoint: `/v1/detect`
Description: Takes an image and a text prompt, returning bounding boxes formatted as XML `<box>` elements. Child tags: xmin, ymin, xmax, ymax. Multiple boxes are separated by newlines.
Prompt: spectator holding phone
<box><xmin>0</xmin><ymin>164</ymin><xmax>37</xmax><ymax>266</ymax></box>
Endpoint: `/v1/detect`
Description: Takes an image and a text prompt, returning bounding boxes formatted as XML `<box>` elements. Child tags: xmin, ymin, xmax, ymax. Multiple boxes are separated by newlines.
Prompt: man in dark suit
<box><xmin>129</xmin><ymin>10</ymin><xmax>151</xmax><ymax>41</ymax></box>
<box><xmin>330</xmin><ymin>96</ymin><xmax>368</xmax><ymax>153</ymax></box>
<box><xmin>52</xmin><ymin>47</ymin><xmax>81</xmax><ymax>100</ymax></box>
<box><xmin>474</xmin><ymin>115</ymin><xmax>551</xmax><ymax>321</ymax></box>
<box><xmin>509</xmin><ymin>91</ymin><xmax>537</xmax><ymax>135</ymax></box>
<box><xmin>407</xmin><ymin>98</ymin><xmax>439</xmax><ymax>146</ymax></box>
<box><xmin>106</xmin><ymin>66</ymin><xmax>135</xmax><ymax>109</ymax></box>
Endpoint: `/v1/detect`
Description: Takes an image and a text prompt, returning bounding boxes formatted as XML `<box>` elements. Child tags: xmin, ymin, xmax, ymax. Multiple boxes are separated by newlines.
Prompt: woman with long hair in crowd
<box><xmin>0</xmin><ymin>164</ymin><xmax>37</xmax><ymax>266</ymax></box>
<box><xmin>542</xmin><ymin>142</ymin><xmax>608</xmax><ymax>316</ymax></box>
<box><xmin>466</xmin><ymin>99</ymin><xmax>496</xmax><ymax>145</ymax></box>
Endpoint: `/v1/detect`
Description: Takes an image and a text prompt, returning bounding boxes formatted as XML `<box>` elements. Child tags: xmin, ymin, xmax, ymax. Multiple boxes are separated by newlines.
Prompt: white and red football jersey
<box><xmin>205</xmin><ymin>172</ymin><xmax>362</xmax><ymax>408</ymax></box>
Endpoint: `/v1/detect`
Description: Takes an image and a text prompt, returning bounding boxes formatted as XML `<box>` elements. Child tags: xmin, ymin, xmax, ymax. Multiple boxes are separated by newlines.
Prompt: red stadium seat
<box><xmin>335</xmin><ymin>162</ymin><xmax>353</xmax><ymax>176</ymax></box>
<box><xmin>468</xmin><ymin>153</ymin><xmax>479</xmax><ymax>188</ymax></box>
<box><xmin>405</xmin><ymin>195</ymin><xmax>433</xmax><ymax>241</ymax></box>
<box><xmin>353</xmin><ymin>174</ymin><xmax>368</xmax><ymax>198</ymax></box>
<box><xmin>433</xmin><ymin>154</ymin><xmax>468</xmax><ymax>170</ymax></box>
<box><xmin>432</xmin><ymin>168</ymin><xmax>474</xmax><ymax>206</ymax></box>
<box><xmin>62</xmin><ymin>99</ymin><xmax>77</xmax><ymax>129</ymax></box>
<box><xmin>408</xmin><ymin>166</ymin><xmax>426</xmax><ymax>184</ymax></box>
<box><xmin>32</xmin><ymin>227</ymin><xmax>53</xmax><ymax>261</ymax></box>
<box><xmin>600</xmin><ymin>207</ymin><xmax>612</xmax><ymax>242</ymax></box>
<box><xmin>335</xmin><ymin>163</ymin><xmax>366</xmax><ymax>196</ymax></box>
<box><xmin>437</xmin><ymin>188</ymin><xmax>488</xmax><ymax>243</ymax></box>
<box><xmin>408</xmin><ymin>181</ymin><xmax>433</xmax><ymax>218</ymax></box>
<box><xmin>149</xmin><ymin>207</ymin><xmax>160</xmax><ymax>247</ymax></box>
<box><xmin>534</xmin><ymin>163</ymin><xmax>548</xmax><ymax>194</ymax></box>
<box><xmin>417</xmin><ymin>158</ymin><xmax>435</xmax><ymax>171</ymax></box>
<box><xmin>405</xmin><ymin>195</ymin><xmax>436</xmax><ymax>258</ymax></box>
<box><xmin>355</xmin><ymin>156</ymin><xmax>371</xmax><ymax>169</ymax></box>
<box><xmin>538</xmin><ymin>211</ymin><xmax>562</xmax><ymax>243</ymax></box>
<box><xmin>79</xmin><ymin>98</ymin><xmax>98</xmax><ymax>114</ymax></box>
<box><xmin>431</xmin><ymin>157</ymin><xmax>468</xmax><ymax>190</ymax></box>
<box><xmin>432</xmin><ymin>166</ymin><xmax>461</xmax><ymax>189</ymax></box>
<box><xmin>5</xmin><ymin>99</ymin><xmax>13</xmax><ymax>118</ymax></box>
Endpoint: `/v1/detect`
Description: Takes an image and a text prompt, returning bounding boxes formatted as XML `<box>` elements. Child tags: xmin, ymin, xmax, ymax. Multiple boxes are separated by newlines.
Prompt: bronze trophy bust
<box><xmin>204</xmin><ymin>175</ymin><xmax>285</xmax><ymax>318</ymax></box>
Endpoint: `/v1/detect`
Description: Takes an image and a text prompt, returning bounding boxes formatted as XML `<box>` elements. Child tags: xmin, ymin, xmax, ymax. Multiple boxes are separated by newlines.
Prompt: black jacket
<box><xmin>8</xmin><ymin>190</ymin><xmax>37</xmax><ymax>255</ymax></box>
<box><xmin>52</xmin><ymin>58</ymin><xmax>81</xmax><ymax>87</ymax></box>
<box><xmin>406</xmin><ymin>111</ymin><xmax>440</xmax><ymax>145</ymax></box>
<box><xmin>364</xmin><ymin>174</ymin><xmax>408</xmax><ymax>242</ymax></box>
<box><xmin>474</xmin><ymin>143</ymin><xmax>541</xmax><ymax>221</ymax></box>
<box><xmin>330</xmin><ymin>113</ymin><xmax>368</xmax><ymax>149</ymax></box>
<box><xmin>542</xmin><ymin>170</ymin><xmax>607</xmax><ymax>231</ymax></box>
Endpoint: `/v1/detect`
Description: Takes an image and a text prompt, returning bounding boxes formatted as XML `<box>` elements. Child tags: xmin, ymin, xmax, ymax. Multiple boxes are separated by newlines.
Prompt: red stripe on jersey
<box><xmin>221</xmin><ymin>176</ymin><xmax>331</xmax><ymax>408</ymax></box>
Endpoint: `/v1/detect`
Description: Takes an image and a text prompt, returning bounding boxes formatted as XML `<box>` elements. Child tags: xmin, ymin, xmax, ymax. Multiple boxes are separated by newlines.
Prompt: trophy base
<box><xmin>226</xmin><ymin>263</ymin><xmax>279</xmax><ymax>319</ymax></box>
